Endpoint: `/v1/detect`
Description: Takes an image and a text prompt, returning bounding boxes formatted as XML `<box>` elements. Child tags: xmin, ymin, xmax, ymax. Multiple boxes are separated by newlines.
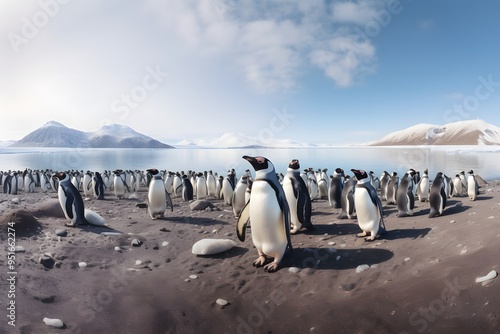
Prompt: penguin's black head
<box><xmin>288</xmin><ymin>159</ymin><xmax>300</xmax><ymax>170</ymax></box>
<box><xmin>243</xmin><ymin>155</ymin><xmax>272</xmax><ymax>172</ymax></box>
<box><xmin>147</xmin><ymin>168</ymin><xmax>159</xmax><ymax>175</ymax></box>
<box><xmin>351</xmin><ymin>169</ymin><xmax>368</xmax><ymax>181</ymax></box>
<box><xmin>468</xmin><ymin>170</ymin><xmax>474</xmax><ymax>174</ymax></box>
<box><xmin>53</xmin><ymin>172</ymin><xmax>66</xmax><ymax>181</ymax></box>
<box><xmin>335</xmin><ymin>168</ymin><xmax>343</xmax><ymax>175</ymax></box>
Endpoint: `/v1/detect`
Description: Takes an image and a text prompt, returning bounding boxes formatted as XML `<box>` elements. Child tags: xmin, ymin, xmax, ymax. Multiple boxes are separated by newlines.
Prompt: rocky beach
<box><xmin>1</xmin><ymin>178</ymin><xmax>500</xmax><ymax>334</ymax></box>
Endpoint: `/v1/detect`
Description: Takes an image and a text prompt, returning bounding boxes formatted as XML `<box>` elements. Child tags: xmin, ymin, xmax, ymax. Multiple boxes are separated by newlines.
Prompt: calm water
<box><xmin>1</xmin><ymin>146</ymin><xmax>499</xmax><ymax>180</ymax></box>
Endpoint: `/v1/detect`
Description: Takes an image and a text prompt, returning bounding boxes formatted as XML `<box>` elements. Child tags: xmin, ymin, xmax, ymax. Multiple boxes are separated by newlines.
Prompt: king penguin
<box><xmin>283</xmin><ymin>159</ymin><xmax>314</xmax><ymax>234</ymax></box>
<box><xmin>53</xmin><ymin>172</ymin><xmax>88</xmax><ymax>226</ymax></box>
<box><xmin>429</xmin><ymin>172</ymin><xmax>447</xmax><ymax>218</ymax></box>
<box><xmin>328</xmin><ymin>168</ymin><xmax>344</xmax><ymax>208</ymax></box>
<box><xmin>237</xmin><ymin>156</ymin><xmax>292</xmax><ymax>273</ymax></box>
<box><xmin>146</xmin><ymin>168</ymin><xmax>173</xmax><ymax>219</ymax></box>
<box><xmin>351</xmin><ymin>169</ymin><xmax>386</xmax><ymax>241</ymax></box>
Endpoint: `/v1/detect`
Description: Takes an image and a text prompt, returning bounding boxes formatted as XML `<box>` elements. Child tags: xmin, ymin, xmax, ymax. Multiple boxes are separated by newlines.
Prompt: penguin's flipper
<box><xmin>236</xmin><ymin>200</ymin><xmax>250</xmax><ymax>242</ymax></box>
<box><xmin>165</xmin><ymin>190</ymin><xmax>174</xmax><ymax>212</ymax></box>
<box><xmin>440</xmin><ymin>186</ymin><xmax>447</xmax><ymax>210</ymax></box>
<box><xmin>62</xmin><ymin>188</ymin><xmax>75</xmax><ymax>220</ymax></box>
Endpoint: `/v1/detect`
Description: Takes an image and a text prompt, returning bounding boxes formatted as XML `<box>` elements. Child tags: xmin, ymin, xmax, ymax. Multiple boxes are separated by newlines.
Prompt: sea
<box><xmin>1</xmin><ymin>146</ymin><xmax>499</xmax><ymax>180</ymax></box>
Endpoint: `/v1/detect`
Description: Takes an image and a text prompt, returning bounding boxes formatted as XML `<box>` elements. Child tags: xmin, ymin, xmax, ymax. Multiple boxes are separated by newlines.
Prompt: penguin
<box><xmin>245</xmin><ymin>178</ymin><xmax>253</xmax><ymax>204</ymax></box>
<box><xmin>92</xmin><ymin>172</ymin><xmax>106</xmax><ymax>200</ymax></box>
<box><xmin>452</xmin><ymin>174</ymin><xmax>464</xmax><ymax>197</ymax></box>
<box><xmin>3</xmin><ymin>172</ymin><xmax>17</xmax><ymax>195</ymax></box>
<box><xmin>459</xmin><ymin>171</ymin><xmax>467</xmax><ymax>190</ymax></box>
<box><xmin>181</xmin><ymin>174</ymin><xmax>194</xmax><ymax>202</ymax></box>
<box><xmin>24</xmin><ymin>170</ymin><xmax>36</xmax><ymax>193</ymax></box>
<box><xmin>206</xmin><ymin>170</ymin><xmax>217</xmax><ymax>197</ymax></box>
<box><xmin>196</xmin><ymin>172</ymin><xmax>207</xmax><ymax>199</ymax></box>
<box><xmin>220</xmin><ymin>175</ymin><xmax>234</xmax><ymax>205</ymax></box>
<box><xmin>53</xmin><ymin>172</ymin><xmax>88</xmax><ymax>226</ymax></box>
<box><xmin>379</xmin><ymin>171</ymin><xmax>390</xmax><ymax>201</ymax></box>
<box><xmin>232</xmin><ymin>175</ymin><xmax>249</xmax><ymax>217</ymax></box>
<box><xmin>164</xmin><ymin>171</ymin><xmax>173</xmax><ymax>194</ymax></box>
<box><xmin>146</xmin><ymin>168</ymin><xmax>173</xmax><ymax>219</ymax></box>
<box><xmin>282</xmin><ymin>159</ymin><xmax>314</xmax><ymax>234</ymax></box>
<box><xmin>429</xmin><ymin>172</ymin><xmax>447</xmax><ymax>218</ymax></box>
<box><xmin>82</xmin><ymin>171</ymin><xmax>93</xmax><ymax>197</ymax></box>
<box><xmin>444</xmin><ymin>174</ymin><xmax>454</xmax><ymax>199</ymax></box>
<box><xmin>237</xmin><ymin>156</ymin><xmax>292</xmax><ymax>273</ymax></box>
<box><xmin>369</xmin><ymin>171</ymin><xmax>380</xmax><ymax>190</ymax></box>
<box><xmin>216</xmin><ymin>175</ymin><xmax>223</xmax><ymax>199</ymax></box>
<box><xmin>338</xmin><ymin>175</ymin><xmax>357</xmax><ymax>219</ymax></box>
<box><xmin>467</xmin><ymin>170</ymin><xmax>479</xmax><ymax>201</ymax></box>
<box><xmin>113</xmin><ymin>170</ymin><xmax>128</xmax><ymax>198</ymax></box>
<box><xmin>307</xmin><ymin>172</ymin><xmax>319</xmax><ymax>200</ymax></box>
<box><xmin>416</xmin><ymin>169</ymin><xmax>430</xmax><ymax>202</ymax></box>
<box><xmin>317</xmin><ymin>168</ymin><xmax>329</xmax><ymax>199</ymax></box>
<box><xmin>351</xmin><ymin>169</ymin><xmax>386</xmax><ymax>241</ymax></box>
<box><xmin>328</xmin><ymin>168</ymin><xmax>344</xmax><ymax>208</ymax></box>
<box><xmin>396</xmin><ymin>170</ymin><xmax>416</xmax><ymax>217</ymax></box>
<box><xmin>173</xmin><ymin>172</ymin><xmax>182</xmax><ymax>198</ymax></box>
<box><xmin>386</xmin><ymin>172</ymin><xmax>399</xmax><ymax>205</ymax></box>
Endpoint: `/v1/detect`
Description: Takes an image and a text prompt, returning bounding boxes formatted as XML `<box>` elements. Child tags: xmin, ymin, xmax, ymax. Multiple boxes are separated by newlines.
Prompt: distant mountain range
<box><xmin>9</xmin><ymin>121</ymin><xmax>173</xmax><ymax>149</ymax></box>
<box><xmin>368</xmin><ymin>119</ymin><xmax>500</xmax><ymax>146</ymax></box>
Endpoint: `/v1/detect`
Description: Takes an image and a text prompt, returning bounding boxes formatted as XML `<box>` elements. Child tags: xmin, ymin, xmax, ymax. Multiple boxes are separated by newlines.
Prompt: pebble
<box><xmin>476</xmin><ymin>270</ymin><xmax>498</xmax><ymax>283</ymax></box>
<box><xmin>78</xmin><ymin>262</ymin><xmax>87</xmax><ymax>268</ymax></box>
<box><xmin>212</xmin><ymin>229</ymin><xmax>218</xmax><ymax>234</ymax></box>
<box><xmin>328</xmin><ymin>241</ymin><xmax>336</xmax><ymax>246</ymax></box>
<box><xmin>55</xmin><ymin>229</ymin><xmax>68</xmax><ymax>237</ymax></box>
<box><xmin>39</xmin><ymin>254</ymin><xmax>55</xmax><ymax>269</ymax></box>
<box><xmin>340</xmin><ymin>244</ymin><xmax>346</xmax><ymax>248</ymax></box>
<box><xmin>14</xmin><ymin>246</ymin><xmax>25</xmax><ymax>253</ymax></box>
<box><xmin>135</xmin><ymin>260</ymin><xmax>142</xmax><ymax>266</ymax></box>
<box><xmin>288</xmin><ymin>267</ymin><xmax>300</xmax><ymax>273</ymax></box>
<box><xmin>184</xmin><ymin>278</ymin><xmax>191</xmax><ymax>282</ymax></box>
<box><xmin>43</xmin><ymin>318</ymin><xmax>64</xmax><ymax>328</ymax></box>
<box><xmin>114</xmin><ymin>246</ymin><xmax>121</xmax><ymax>252</ymax></box>
<box><xmin>189</xmin><ymin>275</ymin><xmax>198</xmax><ymax>279</ymax></box>
<box><xmin>356</xmin><ymin>264</ymin><xmax>370</xmax><ymax>273</ymax></box>
<box><xmin>460</xmin><ymin>249</ymin><xmax>468</xmax><ymax>255</ymax></box>
<box><xmin>404</xmin><ymin>257</ymin><xmax>411</xmax><ymax>262</ymax></box>
<box><xmin>449</xmin><ymin>220</ymin><xmax>456</xmax><ymax>224</ymax></box>
<box><xmin>11</xmin><ymin>198</ymin><xmax>20</xmax><ymax>204</ymax></box>
<box><xmin>101</xmin><ymin>232</ymin><xmax>123</xmax><ymax>236</ymax></box>
<box><xmin>216</xmin><ymin>298</ymin><xmax>228</xmax><ymax>306</ymax></box>
<box><xmin>336</xmin><ymin>256</ymin><xmax>341</xmax><ymax>261</ymax></box>
<box><xmin>488</xmin><ymin>216</ymin><xmax>495</xmax><ymax>219</ymax></box>
<box><xmin>162</xmin><ymin>241</ymin><xmax>169</xmax><ymax>247</ymax></box>
<box><xmin>131</xmin><ymin>239</ymin><xmax>142</xmax><ymax>247</ymax></box>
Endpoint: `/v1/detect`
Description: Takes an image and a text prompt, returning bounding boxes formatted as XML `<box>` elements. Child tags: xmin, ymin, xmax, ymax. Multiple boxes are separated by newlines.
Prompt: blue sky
<box><xmin>1</xmin><ymin>0</ymin><xmax>500</xmax><ymax>145</ymax></box>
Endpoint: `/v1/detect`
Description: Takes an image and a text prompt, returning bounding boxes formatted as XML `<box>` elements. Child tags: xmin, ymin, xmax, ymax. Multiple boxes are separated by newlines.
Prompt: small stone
<box><xmin>450</xmin><ymin>220</ymin><xmax>456</xmax><ymax>224</ymax></box>
<box><xmin>476</xmin><ymin>270</ymin><xmax>498</xmax><ymax>283</ymax></box>
<box><xmin>43</xmin><ymin>318</ymin><xmax>64</xmax><ymax>328</ymax></box>
<box><xmin>14</xmin><ymin>246</ymin><xmax>25</xmax><ymax>253</ymax></box>
<box><xmin>131</xmin><ymin>239</ymin><xmax>142</xmax><ymax>247</ymax></box>
<box><xmin>184</xmin><ymin>279</ymin><xmax>191</xmax><ymax>282</ymax></box>
<box><xmin>324</xmin><ymin>233</ymin><xmax>329</xmax><ymax>236</ymax></box>
<box><xmin>340</xmin><ymin>244</ymin><xmax>346</xmax><ymax>248</ymax></box>
<box><xmin>101</xmin><ymin>232</ymin><xmax>123</xmax><ymax>236</ymax></box>
<box><xmin>162</xmin><ymin>241</ymin><xmax>169</xmax><ymax>247</ymax></box>
<box><xmin>328</xmin><ymin>241</ymin><xmax>336</xmax><ymax>246</ymax></box>
<box><xmin>212</xmin><ymin>229</ymin><xmax>218</xmax><ymax>234</ymax></box>
<box><xmin>189</xmin><ymin>275</ymin><xmax>198</xmax><ymax>279</ymax></box>
<box><xmin>135</xmin><ymin>260</ymin><xmax>142</xmax><ymax>266</ymax></box>
<box><xmin>460</xmin><ymin>249</ymin><xmax>468</xmax><ymax>255</ymax></box>
<box><xmin>356</xmin><ymin>264</ymin><xmax>370</xmax><ymax>273</ymax></box>
<box><xmin>55</xmin><ymin>229</ymin><xmax>68</xmax><ymax>237</ymax></box>
<box><xmin>371</xmin><ymin>264</ymin><xmax>380</xmax><ymax>269</ymax></box>
<box><xmin>159</xmin><ymin>228</ymin><xmax>170</xmax><ymax>232</ymax></box>
<box><xmin>216</xmin><ymin>298</ymin><xmax>228</xmax><ymax>306</ymax></box>
<box><xmin>78</xmin><ymin>262</ymin><xmax>87</xmax><ymax>268</ymax></box>
<box><xmin>488</xmin><ymin>216</ymin><xmax>495</xmax><ymax>219</ymax></box>
<box><xmin>404</xmin><ymin>257</ymin><xmax>411</xmax><ymax>262</ymax></box>
<box><xmin>11</xmin><ymin>198</ymin><xmax>20</xmax><ymax>204</ymax></box>
<box><xmin>39</xmin><ymin>254</ymin><xmax>55</xmax><ymax>269</ymax></box>
<box><xmin>114</xmin><ymin>246</ymin><xmax>121</xmax><ymax>251</ymax></box>
<box><xmin>336</xmin><ymin>256</ymin><xmax>341</xmax><ymax>261</ymax></box>
<box><xmin>288</xmin><ymin>267</ymin><xmax>300</xmax><ymax>273</ymax></box>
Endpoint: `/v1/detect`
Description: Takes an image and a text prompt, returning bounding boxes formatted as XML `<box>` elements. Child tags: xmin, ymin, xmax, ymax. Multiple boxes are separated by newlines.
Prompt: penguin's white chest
<box><xmin>148</xmin><ymin>180</ymin><xmax>166</xmax><ymax>213</ymax></box>
<box><xmin>249</xmin><ymin>182</ymin><xmax>287</xmax><ymax>257</ymax></box>
<box><xmin>282</xmin><ymin>177</ymin><xmax>299</xmax><ymax>221</ymax></box>
<box><xmin>114</xmin><ymin>176</ymin><xmax>125</xmax><ymax>196</ymax></box>
<box><xmin>354</xmin><ymin>187</ymin><xmax>380</xmax><ymax>233</ymax></box>
<box><xmin>58</xmin><ymin>186</ymin><xmax>76</xmax><ymax>222</ymax></box>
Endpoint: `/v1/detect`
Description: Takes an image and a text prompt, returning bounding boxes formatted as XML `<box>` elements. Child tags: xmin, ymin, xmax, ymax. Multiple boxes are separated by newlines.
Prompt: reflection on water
<box><xmin>0</xmin><ymin>146</ymin><xmax>499</xmax><ymax>180</ymax></box>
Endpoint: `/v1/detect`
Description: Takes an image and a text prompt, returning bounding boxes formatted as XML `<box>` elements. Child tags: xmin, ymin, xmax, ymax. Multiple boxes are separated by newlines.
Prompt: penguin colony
<box><xmin>0</xmin><ymin>163</ymin><xmax>484</xmax><ymax>272</ymax></box>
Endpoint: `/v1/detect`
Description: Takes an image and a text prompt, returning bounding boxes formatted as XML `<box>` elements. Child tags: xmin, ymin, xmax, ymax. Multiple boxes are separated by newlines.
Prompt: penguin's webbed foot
<box><xmin>364</xmin><ymin>236</ymin><xmax>376</xmax><ymax>242</ymax></box>
<box><xmin>253</xmin><ymin>256</ymin><xmax>267</xmax><ymax>267</ymax></box>
<box><xmin>264</xmin><ymin>262</ymin><xmax>279</xmax><ymax>273</ymax></box>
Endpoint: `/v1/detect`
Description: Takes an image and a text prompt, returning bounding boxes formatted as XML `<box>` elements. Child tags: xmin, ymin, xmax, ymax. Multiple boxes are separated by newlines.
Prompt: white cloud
<box><xmin>331</xmin><ymin>0</ymin><xmax>379</xmax><ymax>25</ymax></box>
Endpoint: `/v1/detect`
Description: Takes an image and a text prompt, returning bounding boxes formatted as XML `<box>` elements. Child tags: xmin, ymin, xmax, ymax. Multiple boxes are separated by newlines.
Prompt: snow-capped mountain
<box><xmin>176</xmin><ymin>132</ymin><xmax>320</xmax><ymax>149</ymax></box>
<box><xmin>11</xmin><ymin>121</ymin><xmax>173</xmax><ymax>148</ymax></box>
<box><xmin>369</xmin><ymin>120</ymin><xmax>500</xmax><ymax>146</ymax></box>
